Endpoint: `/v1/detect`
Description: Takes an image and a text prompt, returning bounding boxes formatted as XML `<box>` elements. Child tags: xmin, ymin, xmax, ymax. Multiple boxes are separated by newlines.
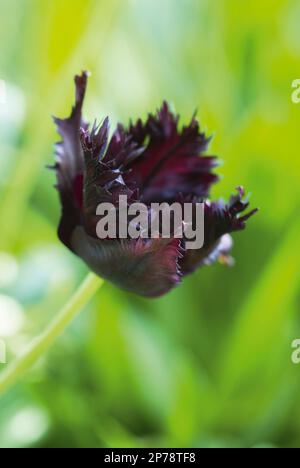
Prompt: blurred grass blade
<box><xmin>219</xmin><ymin>214</ymin><xmax>300</xmax><ymax>394</ymax></box>
<box><xmin>0</xmin><ymin>273</ymin><xmax>103</xmax><ymax>396</ymax></box>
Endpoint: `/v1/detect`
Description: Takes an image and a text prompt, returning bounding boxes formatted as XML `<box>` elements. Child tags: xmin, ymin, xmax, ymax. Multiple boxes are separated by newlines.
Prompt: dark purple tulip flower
<box><xmin>53</xmin><ymin>72</ymin><xmax>257</xmax><ymax>297</ymax></box>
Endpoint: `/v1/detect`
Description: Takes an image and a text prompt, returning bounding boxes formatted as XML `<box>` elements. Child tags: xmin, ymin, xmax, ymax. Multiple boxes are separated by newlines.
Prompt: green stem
<box><xmin>0</xmin><ymin>273</ymin><xmax>104</xmax><ymax>396</ymax></box>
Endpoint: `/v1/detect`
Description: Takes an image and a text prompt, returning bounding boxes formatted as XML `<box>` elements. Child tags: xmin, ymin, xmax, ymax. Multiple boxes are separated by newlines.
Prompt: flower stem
<box><xmin>0</xmin><ymin>273</ymin><xmax>104</xmax><ymax>396</ymax></box>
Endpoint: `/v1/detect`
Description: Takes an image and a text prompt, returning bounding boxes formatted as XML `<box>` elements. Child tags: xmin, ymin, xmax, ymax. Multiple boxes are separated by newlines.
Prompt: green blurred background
<box><xmin>0</xmin><ymin>0</ymin><xmax>299</xmax><ymax>448</ymax></box>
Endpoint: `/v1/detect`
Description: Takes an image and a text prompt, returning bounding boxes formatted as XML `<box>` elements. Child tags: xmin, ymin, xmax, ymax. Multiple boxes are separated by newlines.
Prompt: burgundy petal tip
<box><xmin>80</xmin><ymin>117</ymin><xmax>110</xmax><ymax>159</ymax></box>
<box><xmin>74</xmin><ymin>70</ymin><xmax>90</xmax><ymax>86</ymax></box>
<box><xmin>236</xmin><ymin>185</ymin><xmax>245</xmax><ymax>197</ymax></box>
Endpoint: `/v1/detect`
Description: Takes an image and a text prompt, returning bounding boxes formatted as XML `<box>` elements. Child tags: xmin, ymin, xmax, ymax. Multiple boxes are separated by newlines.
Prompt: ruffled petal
<box><xmin>71</xmin><ymin>226</ymin><xmax>183</xmax><ymax>297</ymax></box>
<box><xmin>52</xmin><ymin>71</ymin><xmax>89</xmax><ymax>247</ymax></box>
<box><xmin>54</xmin><ymin>71</ymin><xmax>88</xmax><ymax>194</ymax></box>
<box><xmin>80</xmin><ymin>120</ymin><xmax>139</xmax><ymax>237</ymax></box>
<box><xmin>181</xmin><ymin>187</ymin><xmax>258</xmax><ymax>274</ymax></box>
<box><xmin>125</xmin><ymin>102</ymin><xmax>219</xmax><ymax>203</ymax></box>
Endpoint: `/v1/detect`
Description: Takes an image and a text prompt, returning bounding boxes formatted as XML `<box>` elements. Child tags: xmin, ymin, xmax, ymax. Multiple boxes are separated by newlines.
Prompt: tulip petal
<box><xmin>54</xmin><ymin>71</ymin><xmax>88</xmax><ymax>192</ymax></box>
<box><xmin>53</xmin><ymin>71</ymin><xmax>88</xmax><ymax>247</ymax></box>
<box><xmin>71</xmin><ymin>226</ymin><xmax>183</xmax><ymax>297</ymax></box>
<box><xmin>125</xmin><ymin>102</ymin><xmax>219</xmax><ymax>202</ymax></box>
<box><xmin>80</xmin><ymin>120</ymin><xmax>139</xmax><ymax>237</ymax></box>
<box><xmin>181</xmin><ymin>188</ymin><xmax>258</xmax><ymax>274</ymax></box>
